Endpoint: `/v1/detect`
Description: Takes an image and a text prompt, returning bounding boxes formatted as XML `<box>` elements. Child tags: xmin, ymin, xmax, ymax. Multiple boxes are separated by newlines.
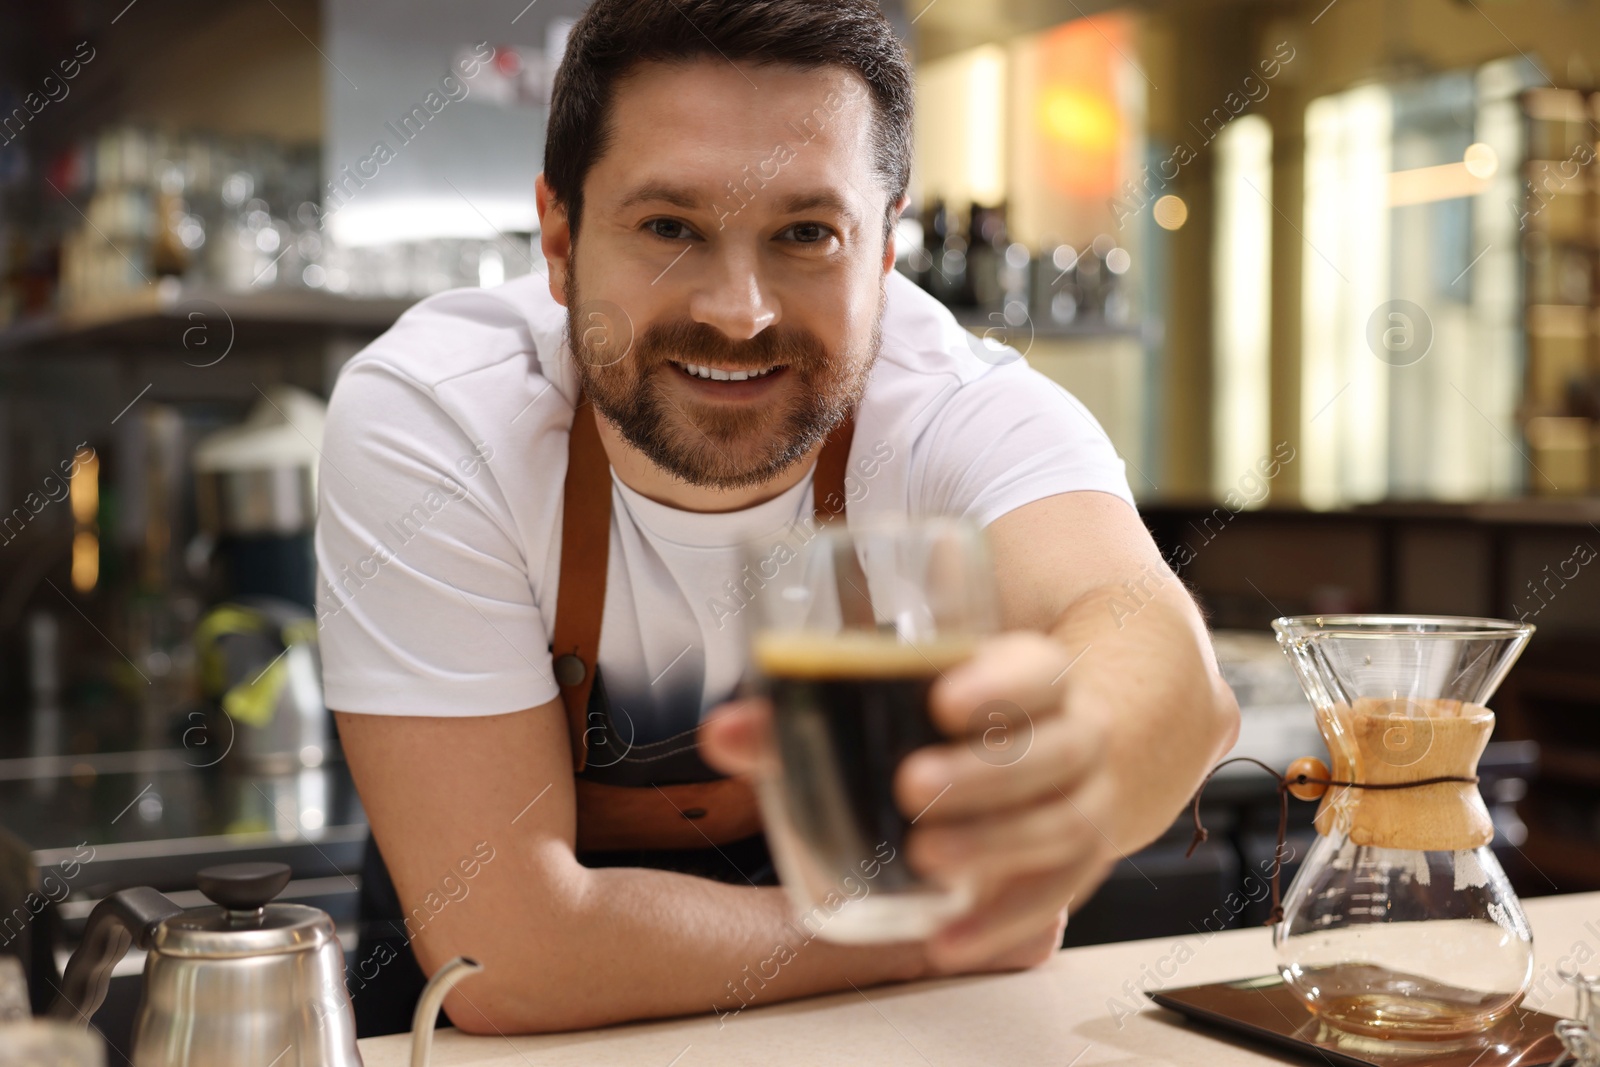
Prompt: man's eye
<box><xmin>782</xmin><ymin>222</ymin><xmax>833</xmax><ymax>244</ymax></box>
<box><xmin>645</xmin><ymin>218</ymin><xmax>696</xmax><ymax>240</ymax></box>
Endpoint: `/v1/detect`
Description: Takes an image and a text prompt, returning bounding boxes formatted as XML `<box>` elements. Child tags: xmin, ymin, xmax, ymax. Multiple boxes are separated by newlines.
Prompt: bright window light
<box><xmin>1213</xmin><ymin>115</ymin><xmax>1274</xmax><ymax>503</ymax></box>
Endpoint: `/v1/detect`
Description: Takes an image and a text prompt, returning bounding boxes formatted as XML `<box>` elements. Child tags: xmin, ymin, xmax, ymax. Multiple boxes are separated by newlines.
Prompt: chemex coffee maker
<box><xmin>1269</xmin><ymin>614</ymin><xmax>1535</xmax><ymax>1042</ymax></box>
<box><xmin>49</xmin><ymin>862</ymin><xmax>477</xmax><ymax>1066</ymax></box>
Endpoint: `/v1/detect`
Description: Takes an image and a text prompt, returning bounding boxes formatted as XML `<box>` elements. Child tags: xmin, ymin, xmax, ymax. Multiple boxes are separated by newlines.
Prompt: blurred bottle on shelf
<box><xmin>967</xmin><ymin>202</ymin><xmax>1006</xmax><ymax>311</ymax></box>
<box><xmin>1034</xmin><ymin>242</ymin><xmax>1077</xmax><ymax>326</ymax></box>
<box><xmin>921</xmin><ymin>198</ymin><xmax>968</xmax><ymax>307</ymax></box>
<box><xmin>917</xmin><ymin>197</ymin><xmax>949</xmax><ymax>286</ymax></box>
<box><xmin>894</xmin><ymin>194</ymin><xmax>1137</xmax><ymax>335</ymax></box>
<box><xmin>998</xmin><ymin>241</ymin><xmax>1030</xmax><ymax>318</ymax></box>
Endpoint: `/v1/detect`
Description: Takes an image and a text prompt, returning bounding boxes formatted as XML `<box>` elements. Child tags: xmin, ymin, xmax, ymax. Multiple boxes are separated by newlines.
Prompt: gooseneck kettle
<box><xmin>49</xmin><ymin>861</ymin><xmax>480</xmax><ymax>1067</ymax></box>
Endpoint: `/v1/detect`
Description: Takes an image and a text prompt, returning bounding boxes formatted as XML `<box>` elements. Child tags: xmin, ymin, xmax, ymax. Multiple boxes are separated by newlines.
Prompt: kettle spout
<box><xmin>410</xmin><ymin>955</ymin><xmax>484</xmax><ymax>1067</ymax></box>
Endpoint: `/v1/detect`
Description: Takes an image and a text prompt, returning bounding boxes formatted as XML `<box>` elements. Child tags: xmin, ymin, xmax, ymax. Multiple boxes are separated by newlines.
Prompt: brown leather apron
<box><xmin>552</xmin><ymin>393</ymin><xmax>856</xmax><ymax>852</ymax></box>
<box><xmin>353</xmin><ymin>396</ymin><xmax>859</xmax><ymax>1036</ymax></box>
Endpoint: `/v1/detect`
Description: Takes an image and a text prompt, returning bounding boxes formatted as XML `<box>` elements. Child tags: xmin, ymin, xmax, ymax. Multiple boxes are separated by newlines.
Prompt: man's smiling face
<box><xmin>551</xmin><ymin>58</ymin><xmax>898</xmax><ymax>490</ymax></box>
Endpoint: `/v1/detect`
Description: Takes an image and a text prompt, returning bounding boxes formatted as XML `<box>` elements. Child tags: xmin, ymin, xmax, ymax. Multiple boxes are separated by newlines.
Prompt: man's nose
<box><xmin>687</xmin><ymin>247</ymin><xmax>778</xmax><ymax>340</ymax></box>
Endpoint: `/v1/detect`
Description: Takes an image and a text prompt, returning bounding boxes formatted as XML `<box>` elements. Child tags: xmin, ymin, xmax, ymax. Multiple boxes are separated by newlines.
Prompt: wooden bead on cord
<box><xmin>1286</xmin><ymin>757</ymin><xmax>1330</xmax><ymax>801</ymax></box>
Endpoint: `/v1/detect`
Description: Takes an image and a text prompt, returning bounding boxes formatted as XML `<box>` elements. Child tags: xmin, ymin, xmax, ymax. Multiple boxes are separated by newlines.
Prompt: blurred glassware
<box><xmin>930</xmin><ymin>233</ymin><xmax>968</xmax><ymax>307</ymax></box>
<box><xmin>0</xmin><ymin>1020</ymin><xmax>103</xmax><ymax>1066</ymax></box>
<box><xmin>0</xmin><ymin>957</ymin><xmax>29</xmax><ymax>1022</ymax></box>
<box><xmin>998</xmin><ymin>241</ymin><xmax>1031</xmax><ymax>314</ymax></box>
<box><xmin>1033</xmin><ymin>243</ymin><xmax>1076</xmax><ymax>326</ymax></box>
<box><xmin>1554</xmin><ymin>968</ymin><xmax>1600</xmax><ymax>1067</ymax></box>
<box><xmin>16</xmin><ymin>122</ymin><xmax>541</xmax><ymax>314</ymax></box>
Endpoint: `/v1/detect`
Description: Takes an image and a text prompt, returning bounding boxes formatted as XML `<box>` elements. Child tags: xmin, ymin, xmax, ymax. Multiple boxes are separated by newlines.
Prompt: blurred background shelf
<box><xmin>0</xmin><ymin>284</ymin><xmax>413</xmax><ymax>355</ymax></box>
<box><xmin>949</xmin><ymin>308</ymin><xmax>1142</xmax><ymax>341</ymax></box>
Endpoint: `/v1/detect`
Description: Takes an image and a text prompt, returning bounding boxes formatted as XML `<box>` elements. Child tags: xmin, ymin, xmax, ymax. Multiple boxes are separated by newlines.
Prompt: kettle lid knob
<box><xmin>197</xmin><ymin>862</ymin><xmax>292</xmax><ymax>911</ymax></box>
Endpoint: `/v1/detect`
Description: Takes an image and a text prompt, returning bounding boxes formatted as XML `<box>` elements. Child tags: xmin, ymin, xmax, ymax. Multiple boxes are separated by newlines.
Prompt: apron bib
<box><xmin>351</xmin><ymin>397</ymin><xmax>856</xmax><ymax>1036</ymax></box>
<box><xmin>555</xmin><ymin>393</ymin><xmax>855</xmax><ymax>850</ymax></box>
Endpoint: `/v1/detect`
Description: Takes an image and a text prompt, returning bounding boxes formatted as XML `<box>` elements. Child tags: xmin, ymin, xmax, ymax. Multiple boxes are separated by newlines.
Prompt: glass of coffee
<box><xmin>742</xmin><ymin>515</ymin><xmax>998</xmax><ymax>943</ymax></box>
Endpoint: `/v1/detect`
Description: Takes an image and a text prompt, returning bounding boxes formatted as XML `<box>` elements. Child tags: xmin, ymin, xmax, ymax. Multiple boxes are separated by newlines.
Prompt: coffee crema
<box><xmin>755</xmin><ymin>629</ymin><xmax>977</xmax><ymax>895</ymax></box>
<box><xmin>752</xmin><ymin>630</ymin><xmax>976</xmax><ymax>678</ymax></box>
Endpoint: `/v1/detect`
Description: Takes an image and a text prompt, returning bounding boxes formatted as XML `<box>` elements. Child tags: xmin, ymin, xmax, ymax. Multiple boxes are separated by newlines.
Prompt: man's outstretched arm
<box><xmin>336</xmin><ymin>701</ymin><xmax>1053</xmax><ymax>1035</ymax></box>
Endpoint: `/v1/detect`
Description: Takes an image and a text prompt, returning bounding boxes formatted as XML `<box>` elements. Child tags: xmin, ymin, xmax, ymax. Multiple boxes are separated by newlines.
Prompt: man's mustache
<box><xmin>631</xmin><ymin>320</ymin><xmax>828</xmax><ymax>372</ymax></box>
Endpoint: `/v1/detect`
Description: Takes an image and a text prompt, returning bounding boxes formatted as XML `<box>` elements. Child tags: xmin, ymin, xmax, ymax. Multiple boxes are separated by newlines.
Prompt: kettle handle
<box><xmin>411</xmin><ymin>956</ymin><xmax>483</xmax><ymax>1067</ymax></box>
<box><xmin>48</xmin><ymin>887</ymin><xmax>185</xmax><ymax>1024</ymax></box>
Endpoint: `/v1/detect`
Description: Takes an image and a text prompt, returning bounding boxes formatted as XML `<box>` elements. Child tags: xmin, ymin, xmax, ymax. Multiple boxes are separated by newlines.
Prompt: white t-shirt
<box><xmin>315</xmin><ymin>269</ymin><xmax>1135</xmax><ymax>740</ymax></box>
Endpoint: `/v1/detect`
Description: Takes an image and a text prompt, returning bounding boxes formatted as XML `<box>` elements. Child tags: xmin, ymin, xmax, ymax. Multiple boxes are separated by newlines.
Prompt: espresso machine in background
<box><xmin>188</xmin><ymin>386</ymin><xmax>331</xmax><ymax>779</ymax></box>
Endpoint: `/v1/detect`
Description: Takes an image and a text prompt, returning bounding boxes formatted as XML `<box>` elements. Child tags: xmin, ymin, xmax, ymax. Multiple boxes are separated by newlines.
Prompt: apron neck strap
<box><xmin>553</xmin><ymin>396</ymin><xmax>856</xmax><ymax>772</ymax></box>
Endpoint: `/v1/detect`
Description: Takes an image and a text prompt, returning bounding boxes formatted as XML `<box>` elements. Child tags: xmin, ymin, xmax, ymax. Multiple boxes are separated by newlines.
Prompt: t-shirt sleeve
<box><xmin>314</xmin><ymin>358</ymin><xmax>560</xmax><ymax>716</ymax></box>
<box><xmin>916</xmin><ymin>360</ymin><xmax>1137</xmax><ymax>529</ymax></box>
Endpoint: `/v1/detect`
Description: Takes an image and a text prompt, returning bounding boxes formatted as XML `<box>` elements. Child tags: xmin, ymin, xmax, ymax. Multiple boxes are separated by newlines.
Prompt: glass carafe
<box><xmin>1271</xmin><ymin>615</ymin><xmax>1535</xmax><ymax>1041</ymax></box>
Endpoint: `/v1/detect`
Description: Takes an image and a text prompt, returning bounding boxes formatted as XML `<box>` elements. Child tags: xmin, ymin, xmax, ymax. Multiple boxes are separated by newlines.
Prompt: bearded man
<box><xmin>317</xmin><ymin>0</ymin><xmax>1239</xmax><ymax>1035</ymax></box>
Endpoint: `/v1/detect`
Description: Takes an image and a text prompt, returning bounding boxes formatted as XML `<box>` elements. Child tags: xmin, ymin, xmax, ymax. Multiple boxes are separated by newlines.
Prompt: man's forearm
<box><xmin>437</xmin><ymin>851</ymin><xmax>927</xmax><ymax>1034</ymax></box>
<box><xmin>1047</xmin><ymin>578</ymin><xmax>1241</xmax><ymax>851</ymax></box>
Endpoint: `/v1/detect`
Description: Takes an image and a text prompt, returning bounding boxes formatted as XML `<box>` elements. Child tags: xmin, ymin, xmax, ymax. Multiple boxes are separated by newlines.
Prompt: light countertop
<box><xmin>359</xmin><ymin>890</ymin><xmax>1600</xmax><ymax>1066</ymax></box>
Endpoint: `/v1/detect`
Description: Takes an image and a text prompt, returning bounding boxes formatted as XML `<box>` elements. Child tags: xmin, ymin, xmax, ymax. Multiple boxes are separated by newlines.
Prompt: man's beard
<box><xmin>566</xmin><ymin>263</ymin><xmax>885</xmax><ymax>491</ymax></box>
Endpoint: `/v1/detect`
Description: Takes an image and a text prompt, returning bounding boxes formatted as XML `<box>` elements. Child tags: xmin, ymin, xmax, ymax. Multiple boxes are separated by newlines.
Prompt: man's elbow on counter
<box><xmin>438</xmin><ymin>976</ymin><xmax>584</xmax><ymax>1036</ymax></box>
<box><xmin>443</xmin><ymin>992</ymin><xmax>526</xmax><ymax>1036</ymax></box>
<box><xmin>421</xmin><ymin>933</ymin><xmax>620</xmax><ymax>1035</ymax></box>
<box><xmin>443</xmin><ymin>994</ymin><xmax>505</xmax><ymax>1036</ymax></box>
<box><xmin>407</xmin><ymin>931</ymin><xmax>570</xmax><ymax>1034</ymax></box>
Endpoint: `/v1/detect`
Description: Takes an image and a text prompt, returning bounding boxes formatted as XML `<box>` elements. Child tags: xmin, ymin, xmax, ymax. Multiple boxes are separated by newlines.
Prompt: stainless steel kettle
<box><xmin>49</xmin><ymin>862</ymin><xmax>479</xmax><ymax>1066</ymax></box>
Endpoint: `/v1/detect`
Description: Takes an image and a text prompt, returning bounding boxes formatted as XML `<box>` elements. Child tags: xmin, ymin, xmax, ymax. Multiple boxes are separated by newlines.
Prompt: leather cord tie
<box><xmin>1184</xmin><ymin>756</ymin><xmax>1480</xmax><ymax>926</ymax></box>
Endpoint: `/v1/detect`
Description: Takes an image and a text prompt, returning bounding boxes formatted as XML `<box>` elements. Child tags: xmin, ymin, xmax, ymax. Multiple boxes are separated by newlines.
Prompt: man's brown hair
<box><xmin>544</xmin><ymin>0</ymin><xmax>913</xmax><ymax>240</ymax></box>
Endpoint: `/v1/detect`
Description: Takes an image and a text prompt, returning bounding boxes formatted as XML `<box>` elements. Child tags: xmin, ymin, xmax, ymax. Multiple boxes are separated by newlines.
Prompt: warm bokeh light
<box><xmin>71</xmin><ymin>530</ymin><xmax>98</xmax><ymax>593</ymax></box>
<box><xmin>1153</xmin><ymin>194</ymin><xmax>1189</xmax><ymax>230</ymax></box>
<box><xmin>1463</xmin><ymin>142</ymin><xmax>1498</xmax><ymax>179</ymax></box>
<box><xmin>1040</xmin><ymin>88</ymin><xmax>1119</xmax><ymax>154</ymax></box>
<box><xmin>1387</xmin><ymin>161</ymin><xmax>1491</xmax><ymax>207</ymax></box>
<box><xmin>69</xmin><ymin>446</ymin><xmax>98</xmax><ymax>526</ymax></box>
<box><xmin>1033</xmin><ymin>17</ymin><xmax>1128</xmax><ymax>199</ymax></box>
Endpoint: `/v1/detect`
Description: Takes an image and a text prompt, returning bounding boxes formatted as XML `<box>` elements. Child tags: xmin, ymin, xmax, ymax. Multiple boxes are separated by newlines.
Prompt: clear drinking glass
<box><xmin>1271</xmin><ymin>614</ymin><xmax>1536</xmax><ymax>1041</ymax></box>
<box><xmin>1555</xmin><ymin>970</ymin><xmax>1600</xmax><ymax>1066</ymax></box>
<box><xmin>743</xmin><ymin>515</ymin><xmax>999</xmax><ymax>943</ymax></box>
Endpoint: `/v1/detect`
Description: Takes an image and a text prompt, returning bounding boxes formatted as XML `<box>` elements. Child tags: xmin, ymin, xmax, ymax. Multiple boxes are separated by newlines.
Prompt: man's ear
<box><xmin>881</xmin><ymin>193</ymin><xmax>911</xmax><ymax>275</ymax></box>
<box><xmin>535</xmin><ymin>172</ymin><xmax>571</xmax><ymax>307</ymax></box>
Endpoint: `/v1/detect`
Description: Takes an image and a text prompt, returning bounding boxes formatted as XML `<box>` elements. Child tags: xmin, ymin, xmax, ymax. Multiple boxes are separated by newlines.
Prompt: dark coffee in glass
<box><xmin>745</xmin><ymin>517</ymin><xmax>996</xmax><ymax>943</ymax></box>
<box><xmin>756</xmin><ymin>633</ymin><xmax>971</xmax><ymax>895</ymax></box>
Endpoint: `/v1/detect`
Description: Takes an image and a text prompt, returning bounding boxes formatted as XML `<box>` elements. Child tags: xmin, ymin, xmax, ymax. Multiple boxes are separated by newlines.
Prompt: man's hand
<box><xmin>701</xmin><ymin>491</ymin><xmax>1241</xmax><ymax>977</ymax></box>
<box><xmin>698</xmin><ymin>632</ymin><xmax>1112</xmax><ymax>974</ymax></box>
<box><xmin>898</xmin><ymin>630</ymin><xmax>1131</xmax><ymax>971</ymax></box>
<box><xmin>698</xmin><ymin>688</ymin><xmax>1073</xmax><ymax>978</ymax></box>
